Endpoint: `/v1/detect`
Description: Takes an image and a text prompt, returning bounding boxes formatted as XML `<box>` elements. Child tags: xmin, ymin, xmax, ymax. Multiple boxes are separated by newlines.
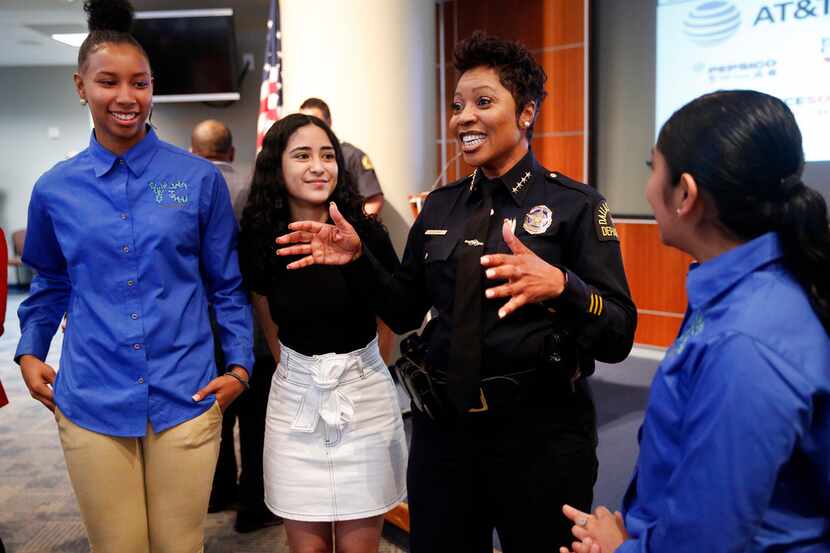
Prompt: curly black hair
<box><xmin>78</xmin><ymin>0</ymin><xmax>150</xmax><ymax>72</ymax></box>
<box><xmin>453</xmin><ymin>31</ymin><xmax>548</xmax><ymax>139</ymax></box>
<box><xmin>238</xmin><ymin>113</ymin><xmax>384</xmax><ymax>294</ymax></box>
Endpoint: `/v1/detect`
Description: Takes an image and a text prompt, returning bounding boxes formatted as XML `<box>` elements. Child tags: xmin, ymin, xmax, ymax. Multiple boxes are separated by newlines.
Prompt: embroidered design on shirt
<box><xmin>594</xmin><ymin>201</ymin><xmax>619</xmax><ymax>242</ymax></box>
<box><xmin>523</xmin><ymin>205</ymin><xmax>552</xmax><ymax>235</ymax></box>
<box><xmin>464</xmin><ymin>239</ymin><xmax>485</xmax><ymax>247</ymax></box>
<box><xmin>668</xmin><ymin>312</ymin><xmax>705</xmax><ymax>357</ymax></box>
<box><xmin>361</xmin><ymin>154</ymin><xmax>374</xmax><ymax>171</ymax></box>
<box><xmin>425</xmin><ymin>229</ymin><xmax>448</xmax><ymax>236</ymax></box>
<box><xmin>512</xmin><ymin>171</ymin><xmax>531</xmax><ymax>194</ymax></box>
<box><xmin>149</xmin><ymin>180</ymin><xmax>189</xmax><ymax>207</ymax></box>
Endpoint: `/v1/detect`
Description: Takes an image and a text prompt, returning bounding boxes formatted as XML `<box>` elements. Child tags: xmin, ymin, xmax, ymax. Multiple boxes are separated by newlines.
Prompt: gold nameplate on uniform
<box><xmin>523</xmin><ymin>205</ymin><xmax>553</xmax><ymax>235</ymax></box>
<box><xmin>425</xmin><ymin>229</ymin><xmax>448</xmax><ymax>236</ymax></box>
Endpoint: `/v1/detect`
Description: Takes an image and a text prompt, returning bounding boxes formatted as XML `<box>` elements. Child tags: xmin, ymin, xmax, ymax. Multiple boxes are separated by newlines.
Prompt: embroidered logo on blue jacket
<box><xmin>149</xmin><ymin>180</ymin><xmax>189</xmax><ymax>207</ymax></box>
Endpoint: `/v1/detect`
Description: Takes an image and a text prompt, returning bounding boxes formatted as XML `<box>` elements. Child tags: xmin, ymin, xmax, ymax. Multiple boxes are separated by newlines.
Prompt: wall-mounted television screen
<box><xmin>132</xmin><ymin>9</ymin><xmax>240</xmax><ymax>103</ymax></box>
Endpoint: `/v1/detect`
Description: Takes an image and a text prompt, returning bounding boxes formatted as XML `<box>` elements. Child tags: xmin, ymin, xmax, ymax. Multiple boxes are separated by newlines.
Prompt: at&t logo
<box><xmin>684</xmin><ymin>1</ymin><xmax>742</xmax><ymax>46</ymax></box>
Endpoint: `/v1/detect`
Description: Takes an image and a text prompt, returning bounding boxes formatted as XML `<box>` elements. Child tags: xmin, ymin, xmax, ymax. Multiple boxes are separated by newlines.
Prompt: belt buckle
<box><xmin>467</xmin><ymin>387</ymin><xmax>489</xmax><ymax>413</ymax></box>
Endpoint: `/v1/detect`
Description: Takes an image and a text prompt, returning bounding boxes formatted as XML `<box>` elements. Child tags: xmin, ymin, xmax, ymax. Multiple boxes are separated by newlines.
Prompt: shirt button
<box><xmin>127</xmin><ymin>279</ymin><xmax>135</xmax><ymax>287</ymax></box>
<box><xmin>122</xmin><ymin>245</ymin><xmax>130</xmax><ymax>254</ymax></box>
<box><xmin>120</xmin><ymin>213</ymin><xmax>128</xmax><ymax>220</ymax></box>
<box><xmin>130</xmin><ymin>313</ymin><xmax>139</xmax><ymax>320</ymax></box>
<box><xmin>133</xmin><ymin>343</ymin><xmax>142</xmax><ymax>350</ymax></box>
<box><xmin>119</xmin><ymin>159</ymin><xmax>125</xmax><ymax>165</ymax></box>
<box><xmin>138</xmin><ymin>377</ymin><xmax>145</xmax><ymax>384</ymax></box>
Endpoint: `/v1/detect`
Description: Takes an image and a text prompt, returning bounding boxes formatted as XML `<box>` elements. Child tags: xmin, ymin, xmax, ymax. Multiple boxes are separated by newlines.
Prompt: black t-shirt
<box><xmin>264</xmin><ymin>223</ymin><xmax>400</xmax><ymax>356</ymax></box>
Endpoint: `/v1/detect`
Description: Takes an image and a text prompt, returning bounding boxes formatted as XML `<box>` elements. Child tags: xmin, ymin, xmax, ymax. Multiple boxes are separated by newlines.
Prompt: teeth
<box><xmin>462</xmin><ymin>133</ymin><xmax>486</xmax><ymax>144</ymax></box>
<box><xmin>112</xmin><ymin>112</ymin><xmax>137</xmax><ymax>121</ymax></box>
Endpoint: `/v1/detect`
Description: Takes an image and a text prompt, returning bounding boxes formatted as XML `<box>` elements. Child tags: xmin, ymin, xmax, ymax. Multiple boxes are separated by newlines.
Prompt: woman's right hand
<box><xmin>19</xmin><ymin>354</ymin><xmax>57</xmax><ymax>412</ymax></box>
<box><xmin>276</xmin><ymin>202</ymin><xmax>363</xmax><ymax>269</ymax></box>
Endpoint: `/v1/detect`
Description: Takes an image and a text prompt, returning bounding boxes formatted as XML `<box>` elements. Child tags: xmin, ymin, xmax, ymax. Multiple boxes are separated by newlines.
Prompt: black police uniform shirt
<box><xmin>343</xmin><ymin>150</ymin><xmax>636</xmax><ymax>381</ymax></box>
<box><xmin>341</xmin><ymin>142</ymin><xmax>383</xmax><ymax>200</ymax></box>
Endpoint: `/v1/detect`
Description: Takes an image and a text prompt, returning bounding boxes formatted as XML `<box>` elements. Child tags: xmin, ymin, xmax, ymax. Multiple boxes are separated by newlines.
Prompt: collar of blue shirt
<box><xmin>686</xmin><ymin>231</ymin><xmax>784</xmax><ymax>310</ymax></box>
<box><xmin>88</xmin><ymin>125</ymin><xmax>160</xmax><ymax>178</ymax></box>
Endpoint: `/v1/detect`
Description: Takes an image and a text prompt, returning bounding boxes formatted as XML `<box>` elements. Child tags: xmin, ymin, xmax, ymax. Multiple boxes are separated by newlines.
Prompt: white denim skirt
<box><xmin>263</xmin><ymin>335</ymin><xmax>408</xmax><ymax>521</ymax></box>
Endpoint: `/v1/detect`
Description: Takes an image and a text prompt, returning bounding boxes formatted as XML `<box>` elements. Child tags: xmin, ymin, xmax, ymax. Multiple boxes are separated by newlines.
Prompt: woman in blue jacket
<box><xmin>561</xmin><ymin>90</ymin><xmax>830</xmax><ymax>552</ymax></box>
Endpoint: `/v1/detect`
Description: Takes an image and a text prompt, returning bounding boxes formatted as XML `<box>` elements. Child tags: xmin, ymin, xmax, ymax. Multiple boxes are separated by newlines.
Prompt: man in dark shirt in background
<box><xmin>191</xmin><ymin>120</ymin><xmax>281</xmax><ymax>533</ymax></box>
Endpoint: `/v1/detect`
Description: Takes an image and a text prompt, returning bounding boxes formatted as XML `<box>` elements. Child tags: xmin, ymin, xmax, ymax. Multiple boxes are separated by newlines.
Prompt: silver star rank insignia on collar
<box><xmin>512</xmin><ymin>171</ymin><xmax>531</xmax><ymax>194</ymax></box>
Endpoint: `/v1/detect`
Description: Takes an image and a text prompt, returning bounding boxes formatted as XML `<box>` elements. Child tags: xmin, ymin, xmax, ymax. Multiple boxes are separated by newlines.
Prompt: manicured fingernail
<box><xmin>498</xmin><ymin>310</ymin><xmax>506</xmax><ymax>318</ymax></box>
<box><xmin>486</xmin><ymin>289</ymin><xmax>494</xmax><ymax>298</ymax></box>
<box><xmin>480</xmin><ymin>256</ymin><xmax>488</xmax><ymax>264</ymax></box>
<box><xmin>192</xmin><ymin>394</ymin><xmax>199</xmax><ymax>401</ymax></box>
<box><xmin>486</xmin><ymin>269</ymin><xmax>495</xmax><ymax>278</ymax></box>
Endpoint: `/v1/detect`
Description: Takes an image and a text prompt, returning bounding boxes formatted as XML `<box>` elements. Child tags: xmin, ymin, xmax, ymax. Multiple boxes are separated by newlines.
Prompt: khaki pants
<box><xmin>56</xmin><ymin>403</ymin><xmax>223</xmax><ymax>553</ymax></box>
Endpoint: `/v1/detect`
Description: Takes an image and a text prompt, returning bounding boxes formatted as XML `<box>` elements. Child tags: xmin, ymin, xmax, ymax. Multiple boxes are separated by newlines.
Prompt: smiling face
<box><xmin>74</xmin><ymin>42</ymin><xmax>153</xmax><ymax>156</ymax></box>
<box><xmin>449</xmin><ymin>65</ymin><xmax>531</xmax><ymax>177</ymax></box>
<box><xmin>282</xmin><ymin>124</ymin><xmax>338</xmax><ymax>215</ymax></box>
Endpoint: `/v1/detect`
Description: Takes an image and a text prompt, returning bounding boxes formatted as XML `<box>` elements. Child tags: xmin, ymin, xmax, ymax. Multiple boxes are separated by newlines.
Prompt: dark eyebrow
<box><xmin>289</xmin><ymin>146</ymin><xmax>311</xmax><ymax>154</ymax></box>
<box><xmin>471</xmin><ymin>85</ymin><xmax>497</xmax><ymax>93</ymax></box>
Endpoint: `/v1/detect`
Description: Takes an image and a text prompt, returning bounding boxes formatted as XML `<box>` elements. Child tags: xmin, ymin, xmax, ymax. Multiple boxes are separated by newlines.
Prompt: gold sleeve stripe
<box><xmin>598</xmin><ymin>296</ymin><xmax>603</xmax><ymax>316</ymax></box>
<box><xmin>588</xmin><ymin>295</ymin><xmax>596</xmax><ymax>315</ymax></box>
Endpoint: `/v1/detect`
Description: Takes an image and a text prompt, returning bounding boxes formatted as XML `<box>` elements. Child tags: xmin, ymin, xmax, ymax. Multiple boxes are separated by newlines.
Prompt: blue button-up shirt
<box><xmin>16</xmin><ymin>128</ymin><xmax>253</xmax><ymax>437</ymax></box>
<box><xmin>618</xmin><ymin>232</ymin><xmax>830</xmax><ymax>552</ymax></box>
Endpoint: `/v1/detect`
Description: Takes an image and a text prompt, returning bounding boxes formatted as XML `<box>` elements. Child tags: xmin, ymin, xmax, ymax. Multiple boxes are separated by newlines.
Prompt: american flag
<box><xmin>256</xmin><ymin>0</ymin><xmax>283</xmax><ymax>152</ymax></box>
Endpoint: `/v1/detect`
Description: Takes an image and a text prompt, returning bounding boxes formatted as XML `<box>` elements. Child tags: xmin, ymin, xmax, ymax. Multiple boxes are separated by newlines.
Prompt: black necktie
<box><xmin>447</xmin><ymin>176</ymin><xmax>493</xmax><ymax>412</ymax></box>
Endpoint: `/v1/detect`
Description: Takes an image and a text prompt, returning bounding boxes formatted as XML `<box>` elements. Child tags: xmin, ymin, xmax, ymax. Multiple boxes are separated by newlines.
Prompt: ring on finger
<box><xmin>575</xmin><ymin>517</ymin><xmax>589</xmax><ymax>527</ymax></box>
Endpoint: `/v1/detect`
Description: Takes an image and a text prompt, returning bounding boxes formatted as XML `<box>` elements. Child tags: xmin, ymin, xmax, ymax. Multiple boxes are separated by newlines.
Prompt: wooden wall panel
<box><xmin>535</xmin><ymin>47</ymin><xmax>584</xmax><ymax>133</ymax></box>
<box><xmin>616</xmin><ymin>221</ymin><xmax>692</xmax><ymax>348</ymax></box>
<box><xmin>635</xmin><ymin>313</ymin><xmax>684</xmax><ymax>348</ymax></box>
<box><xmin>455</xmin><ymin>0</ymin><xmax>585</xmax><ymax>48</ymax></box>
<box><xmin>531</xmin><ymin>135</ymin><xmax>584</xmax><ymax>180</ymax></box>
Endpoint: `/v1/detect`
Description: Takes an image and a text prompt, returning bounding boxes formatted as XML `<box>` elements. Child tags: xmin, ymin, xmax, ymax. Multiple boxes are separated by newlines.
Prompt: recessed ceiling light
<box><xmin>52</xmin><ymin>33</ymin><xmax>88</xmax><ymax>47</ymax></box>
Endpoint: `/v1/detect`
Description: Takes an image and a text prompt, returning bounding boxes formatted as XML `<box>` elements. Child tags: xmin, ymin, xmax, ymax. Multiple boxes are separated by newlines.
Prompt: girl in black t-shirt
<box><xmin>238</xmin><ymin>113</ymin><xmax>406</xmax><ymax>553</ymax></box>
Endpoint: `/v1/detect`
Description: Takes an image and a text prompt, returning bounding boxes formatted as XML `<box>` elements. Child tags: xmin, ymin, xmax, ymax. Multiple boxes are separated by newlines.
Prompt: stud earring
<box><xmin>523</xmin><ymin>121</ymin><xmax>530</xmax><ymax>128</ymax></box>
<box><xmin>80</xmin><ymin>98</ymin><xmax>87</xmax><ymax>106</ymax></box>
<box><xmin>675</xmin><ymin>208</ymin><xmax>681</xmax><ymax>215</ymax></box>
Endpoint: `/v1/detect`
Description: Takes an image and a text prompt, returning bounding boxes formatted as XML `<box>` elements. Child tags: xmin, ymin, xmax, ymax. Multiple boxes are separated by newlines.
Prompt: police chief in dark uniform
<box><xmin>277</xmin><ymin>32</ymin><xmax>636</xmax><ymax>553</ymax></box>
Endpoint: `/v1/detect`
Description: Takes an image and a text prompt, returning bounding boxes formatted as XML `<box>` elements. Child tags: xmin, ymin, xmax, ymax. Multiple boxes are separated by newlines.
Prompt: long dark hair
<box><xmin>658</xmin><ymin>90</ymin><xmax>830</xmax><ymax>333</ymax></box>
<box><xmin>239</xmin><ymin>113</ymin><xmax>382</xmax><ymax>293</ymax></box>
<box><xmin>78</xmin><ymin>0</ymin><xmax>150</xmax><ymax>72</ymax></box>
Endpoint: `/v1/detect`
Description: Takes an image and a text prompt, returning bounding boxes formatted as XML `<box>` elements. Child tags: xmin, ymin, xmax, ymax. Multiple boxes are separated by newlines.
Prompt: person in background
<box><xmin>0</xmin><ymin>227</ymin><xmax>7</xmax><ymax>553</ymax></box>
<box><xmin>191</xmin><ymin>119</ymin><xmax>249</xmax><ymax>222</ymax></box>
<box><xmin>191</xmin><ymin>119</ymin><xmax>282</xmax><ymax>532</ymax></box>
<box><xmin>16</xmin><ymin>1</ymin><xmax>253</xmax><ymax>550</ymax></box>
<box><xmin>561</xmin><ymin>90</ymin><xmax>830</xmax><ymax>553</ymax></box>
<box><xmin>277</xmin><ymin>33</ymin><xmax>636</xmax><ymax>552</ymax></box>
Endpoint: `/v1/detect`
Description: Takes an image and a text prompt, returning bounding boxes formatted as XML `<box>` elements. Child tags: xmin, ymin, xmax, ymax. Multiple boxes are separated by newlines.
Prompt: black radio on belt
<box><xmin>390</xmin><ymin>333</ymin><xmax>450</xmax><ymax>421</ymax></box>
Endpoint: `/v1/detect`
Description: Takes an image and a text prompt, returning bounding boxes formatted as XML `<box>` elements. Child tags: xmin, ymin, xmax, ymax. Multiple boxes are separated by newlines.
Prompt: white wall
<box><xmin>281</xmin><ymin>0</ymin><xmax>437</xmax><ymax>251</ymax></box>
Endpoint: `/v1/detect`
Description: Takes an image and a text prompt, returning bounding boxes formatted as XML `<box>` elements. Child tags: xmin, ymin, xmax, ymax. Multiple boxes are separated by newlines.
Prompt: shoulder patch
<box><xmin>594</xmin><ymin>201</ymin><xmax>619</xmax><ymax>242</ymax></box>
<box><xmin>361</xmin><ymin>154</ymin><xmax>374</xmax><ymax>171</ymax></box>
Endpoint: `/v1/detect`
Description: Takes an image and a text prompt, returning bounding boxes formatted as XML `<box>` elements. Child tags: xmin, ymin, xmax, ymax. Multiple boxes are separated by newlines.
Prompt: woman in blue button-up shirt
<box><xmin>561</xmin><ymin>91</ymin><xmax>830</xmax><ymax>552</ymax></box>
<box><xmin>15</xmin><ymin>1</ymin><xmax>253</xmax><ymax>550</ymax></box>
